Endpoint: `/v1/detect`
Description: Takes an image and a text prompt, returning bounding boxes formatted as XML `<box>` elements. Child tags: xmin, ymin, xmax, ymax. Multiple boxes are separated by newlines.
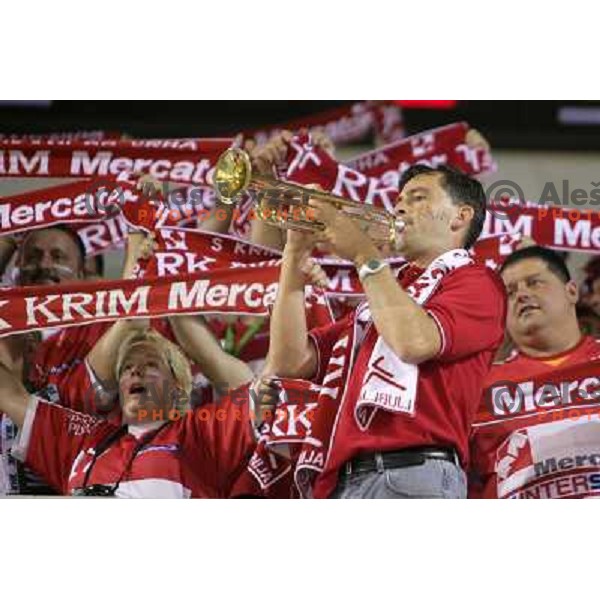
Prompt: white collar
<box><xmin>127</xmin><ymin>421</ymin><xmax>167</xmax><ymax>439</ymax></box>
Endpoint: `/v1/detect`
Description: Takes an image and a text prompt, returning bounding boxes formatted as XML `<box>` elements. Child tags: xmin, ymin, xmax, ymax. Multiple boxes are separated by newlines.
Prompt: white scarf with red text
<box><xmin>353</xmin><ymin>249</ymin><xmax>473</xmax><ymax>429</ymax></box>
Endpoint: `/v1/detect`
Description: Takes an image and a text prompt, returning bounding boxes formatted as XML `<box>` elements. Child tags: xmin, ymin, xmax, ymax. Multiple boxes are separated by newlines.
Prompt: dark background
<box><xmin>1</xmin><ymin>100</ymin><xmax>599</xmax><ymax>150</ymax></box>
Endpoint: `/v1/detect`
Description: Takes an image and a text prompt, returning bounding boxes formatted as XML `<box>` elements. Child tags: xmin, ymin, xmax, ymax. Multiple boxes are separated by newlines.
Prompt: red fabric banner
<box><xmin>346</xmin><ymin>121</ymin><xmax>495</xmax><ymax>182</ymax></box>
<box><xmin>482</xmin><ymin>201</ymin><xmax>600</xmax><ymax>254</ymax></box>
<box><xmin>0</xmin><ymin>180</ymin><xmax>136</xmax><ymax>235</ymax></box>
<box><xmin>137</xmin><ymin>226</ymin><xmax>408</xmax><ymax>297</ymax></box>
<box><xmin>243</xmin><ymin>101</ymin><xmax>405</xmax><ymax>147</ymax></box>
<box><xmin>0</xmin><ymin>138</ymin><xmax>232</xmax><ymax>184</ymax></box>
<box><xmin>0</xmin><ymin>265</ymin><xmax>281</xmax><ymax>338</ymax></box>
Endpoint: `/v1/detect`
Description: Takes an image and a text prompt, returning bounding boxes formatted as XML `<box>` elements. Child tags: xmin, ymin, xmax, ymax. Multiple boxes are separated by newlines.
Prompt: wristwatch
<box><xmin>357</xmin><ymin>258</ymin><xmax>387</xmax><ymax>282</ymax></box>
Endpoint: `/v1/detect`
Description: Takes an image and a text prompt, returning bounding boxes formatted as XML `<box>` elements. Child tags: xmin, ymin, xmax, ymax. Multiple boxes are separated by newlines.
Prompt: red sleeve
<box><xmin>55</xmin><ymin>361</ymin><xmax>103</xmax><ymax>414</ymax></box>
<box><xmin>180</xmin><ymin>387</ymin><xmax>256</xmax><ymax>497</ymax></box>
<box><xmin>308</xmin><ymin>314</ymin><xmax>353</xmax><ymax>383</ymax></box>
<box><xmin>426</xmin><ymin>265</ymin><xmax>507</xmax><ymax>362</ymax></box>
<box><xmin>12</xmin><ymin>398</ymin><xmax>104</xmax><ymax>495</ymax></box>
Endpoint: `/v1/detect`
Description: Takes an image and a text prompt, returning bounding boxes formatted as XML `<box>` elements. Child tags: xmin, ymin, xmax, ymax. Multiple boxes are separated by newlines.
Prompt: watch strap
<box><xmin>357</xmin><ymin>259</ymin><xmax>387</xmax><ymax>282</ymax></box>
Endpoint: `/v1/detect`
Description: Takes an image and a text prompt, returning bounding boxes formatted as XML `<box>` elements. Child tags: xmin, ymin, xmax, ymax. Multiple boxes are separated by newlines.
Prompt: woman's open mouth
<box><xmin>128</xmin><ymin>383</ymin><xmax>148</xmax><ymax>396</ymax></box>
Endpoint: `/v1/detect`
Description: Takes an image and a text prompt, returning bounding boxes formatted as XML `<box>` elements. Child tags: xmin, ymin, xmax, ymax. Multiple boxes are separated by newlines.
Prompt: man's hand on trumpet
<box><xmin>307</xmin><ymin>198</ymin><xmax>382</xmax><ymax>267</ymax></box>
<box><xmin>283</xmin><ymin>228</ymin><xmax>329</xmax><ymax>288</ymax></box>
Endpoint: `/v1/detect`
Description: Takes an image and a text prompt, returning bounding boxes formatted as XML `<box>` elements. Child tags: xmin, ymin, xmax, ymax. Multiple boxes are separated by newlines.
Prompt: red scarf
<box><xmin>243</xmin><ymin>101</ymin><xmax>404</xmax><ymax>147</ymax></box>
<box><xmin>0</xmin><ymin>180</ymin><xmax>135</xmax><ymax>235</ymax></box>
<box><xmin>0</xmin><ymin>138</ymin><xmax>231</xmax><ymax>183</ymax></box>
<box><xmin>137</xmin><ymin>225</ymin><xmax>409</xmax><ymax>297</ymax></box>
<box><xmin>471</xmin><ymin>233</ymin><xmax>523</xmax><ymax>270</ymax></box>
<box><xmin>265</xmin><ymin>125</ymin><xmax>495</xmax><ymax>214</ymax></box>
<box><xmin>74</xmin><ymin>214</ymin><xmax>130</xmax><ymax>257</ymax></box>
<box><xmin>0</xmin><ymin>265</ymin><xmax>281</xmax><ymax>338</ymax></box>
<box><xmin>0</xmin><ymin>176</ymin><xmax>216</xmax><ymax>239</ymax></box>
<box><xmin>346</xmin><ymin>121</ymin><xmax>496</xmax><ymax>181</ymax></box>
<box><xmin>136</xmin><ymin>226</ymin><xmax>334</xmax><ymax>327</ymax></box>
<box><xmin>483</xmin><ymin>201</ymin><xmax>600</xmax><ymax>254</ymax></box>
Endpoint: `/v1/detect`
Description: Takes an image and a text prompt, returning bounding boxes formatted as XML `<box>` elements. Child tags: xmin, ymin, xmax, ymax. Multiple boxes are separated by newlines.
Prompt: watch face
<box><xmin>367</xmin><ymin>259</ymin><xmax>381</xmax><ymax>270</ymax></box>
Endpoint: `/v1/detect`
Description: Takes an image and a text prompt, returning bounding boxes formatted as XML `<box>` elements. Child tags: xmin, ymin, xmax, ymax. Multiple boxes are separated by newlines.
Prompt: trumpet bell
<box><xmin>214</xmin><ymin>148</ymin><xmax>252</xmax><ymax>204</ymax></box>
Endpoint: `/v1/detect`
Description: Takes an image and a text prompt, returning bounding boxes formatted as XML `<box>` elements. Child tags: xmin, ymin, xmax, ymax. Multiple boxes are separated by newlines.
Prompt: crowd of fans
<box><xmin>1</xmin><ymin>127</ymin><xmax>599</xmax><ymax>499</ymax></box>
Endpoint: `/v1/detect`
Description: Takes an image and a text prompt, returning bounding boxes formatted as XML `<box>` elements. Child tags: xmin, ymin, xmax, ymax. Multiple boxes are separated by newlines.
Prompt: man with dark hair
<box><xmin>0</xmin><ymin>225</ymin><xmax>104</xmax><ymax>495</ymax></box>
<box><xmin>398</xmin><ymin>164</ymin><xmax>487</xmax><ymax>250</ymax></box>
<box><xmin>470</xmin><ymin>246</ymin><xmax>600</xmax><ymax>499</ymax></box>
<box><xmin>1</xmin><ymin>228</ymin><xmax>151</xmax><ymax>494</ymax></box>
<box><xmin>499</xmin><ymin>244</ymin><xmax>571</xmax><ymax>285</ymax></box>
<box><xmin>263</xmin><ymin>165</ymin><xmax>506</xmax><ymax>498</ymax></box>
<box><xmin>16</xmin><ymin>225</ymin><xmax>86</xmax><ymax>286</ymax></box>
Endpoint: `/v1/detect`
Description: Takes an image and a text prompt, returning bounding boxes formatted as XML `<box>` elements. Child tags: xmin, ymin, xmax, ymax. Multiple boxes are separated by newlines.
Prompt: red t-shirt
<box><xmin>13</xmin><ymin>395</ymin><xmax>256</xmax><ymax>498</ymax></box>
<box><xmin>470</xmin><ymin>336</ymin><xmax>600</xmax><ymax>499</ymax></box>
<box><xmin>28</xmin><ymin>323</ymin><xmax>111</xmax><ymax>411</ymax></box>
<box><xmin>309</xmin><ymin>263</ymin><xmax>507</xmax><ymax>498</ymax></box>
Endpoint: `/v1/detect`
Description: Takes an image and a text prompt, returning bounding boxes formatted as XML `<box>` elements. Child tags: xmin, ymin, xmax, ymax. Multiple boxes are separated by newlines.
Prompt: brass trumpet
<box><xmin>213</xmin><ymin>148</ymin><xmax>399</xmax><ymax>247</ymax></box>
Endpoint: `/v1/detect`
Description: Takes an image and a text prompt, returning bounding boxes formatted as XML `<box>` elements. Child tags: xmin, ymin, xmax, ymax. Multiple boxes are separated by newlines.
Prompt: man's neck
<box><xmin>515</xmin><ymin>322</ymin><xmax>583</xmax><ymax>358</ymax></box>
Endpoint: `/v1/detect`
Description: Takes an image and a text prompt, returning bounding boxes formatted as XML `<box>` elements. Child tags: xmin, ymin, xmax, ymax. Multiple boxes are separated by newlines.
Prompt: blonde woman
<box><xmin>0</xmin><ymin>329</ymin><xmax>259</xmax><ymax>498</ymax></box>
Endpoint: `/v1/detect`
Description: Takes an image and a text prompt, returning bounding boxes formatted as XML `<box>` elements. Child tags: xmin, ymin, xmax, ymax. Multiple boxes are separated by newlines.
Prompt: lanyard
<box><xmin>81</xmin><ymin>423</ymin><xmax>170</xmax><ymax>494</ymax></box>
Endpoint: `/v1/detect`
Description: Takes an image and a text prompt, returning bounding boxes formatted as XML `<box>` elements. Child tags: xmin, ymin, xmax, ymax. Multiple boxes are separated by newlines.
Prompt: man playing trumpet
<box><xmin>262</xmin><ymin>164</ymin><xmax>507</xmax><ymax>499</ymax></box>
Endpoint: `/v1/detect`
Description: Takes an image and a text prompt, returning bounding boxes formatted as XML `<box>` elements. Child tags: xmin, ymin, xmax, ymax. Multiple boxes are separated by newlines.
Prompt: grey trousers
<box><xmin>331</xmin><ymin>458</ymin><xmax>467</xmax><ymax>499</ymax></box>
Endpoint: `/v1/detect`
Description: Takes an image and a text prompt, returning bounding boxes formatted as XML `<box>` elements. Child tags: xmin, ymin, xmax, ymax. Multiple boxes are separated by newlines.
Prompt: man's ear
<box><xmin>450</xmin><ymin>204</ymin><xmax>474</xmax><ymax>233</ymax></box>
<box><xmin>566</xmin><ymin>280</ymin><xmax>579</xmax><ymax>305</ymax></box>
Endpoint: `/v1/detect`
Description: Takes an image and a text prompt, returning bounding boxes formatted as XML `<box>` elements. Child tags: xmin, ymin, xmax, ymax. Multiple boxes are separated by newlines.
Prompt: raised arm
<box><xmin>86</xmin><ymin>319</ymin><xmax>149</xmax><ymax>391</ymax></box>
<box><xmin>0</xmin><ymin>237</ymin><xmax>18</xmax><ymax>278</ymax></box>
<box><xmin>247</xmin><ymin>129</ymin><xmax>334</xmax><ymax>252</ymax></box>
<box><xmin>199</xmin><ymin>201</ymin><xmax>235</xmax><ymax>234</ymax></box>
<box><xmin>0</xmin><ymin>361</ymin><xmax>30</xmax><ymax>428</ymax></box>
<box><xmin>87</xmin><ymin>231</ymin><xmax>152</xmax><ymax>402</ymax></box>
<box><xmin>168</xmin><ymin>315</ymin><xmax>253</xmax><ymax>391</ymax></box>
<box><xmin>262</xmin><ymin>230</ymin><xmax>319</xmax><ymax>379</ymax></box>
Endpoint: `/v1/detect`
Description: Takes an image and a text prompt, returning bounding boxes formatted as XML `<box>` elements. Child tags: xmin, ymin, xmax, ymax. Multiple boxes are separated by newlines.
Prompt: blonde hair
<box><xmin>115</xmin><ymin>329</ymin><xmax>193</xmax><ymax>409</ymax></box>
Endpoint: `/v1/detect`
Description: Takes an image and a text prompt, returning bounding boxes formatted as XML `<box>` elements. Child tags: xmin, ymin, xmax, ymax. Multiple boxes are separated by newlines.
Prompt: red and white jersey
<box><xmin>308</xmin><ymin>263</ymin><xmax>506</xmax><ymax>499</ymax></box>
<box><xmin>12</xmin><ymin>395</ymin><xmax>257</xmax><ymax>498</ymax></box>
<box><xmin>470</xmin><ymin>336</ymin><xmax>600</xmax><ymax>499</ymax></box>
<box><xmin>29</xmin><ymin>322</ymin><xmax>111</xmax><ymax>411</ymax></box>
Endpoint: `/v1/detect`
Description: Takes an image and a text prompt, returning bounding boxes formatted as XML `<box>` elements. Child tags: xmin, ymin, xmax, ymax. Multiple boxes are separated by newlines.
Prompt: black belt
<box><xmin>341</xmin><ymin>446</ymin><xmax>459</xmax><ymax>477</ymax></box>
